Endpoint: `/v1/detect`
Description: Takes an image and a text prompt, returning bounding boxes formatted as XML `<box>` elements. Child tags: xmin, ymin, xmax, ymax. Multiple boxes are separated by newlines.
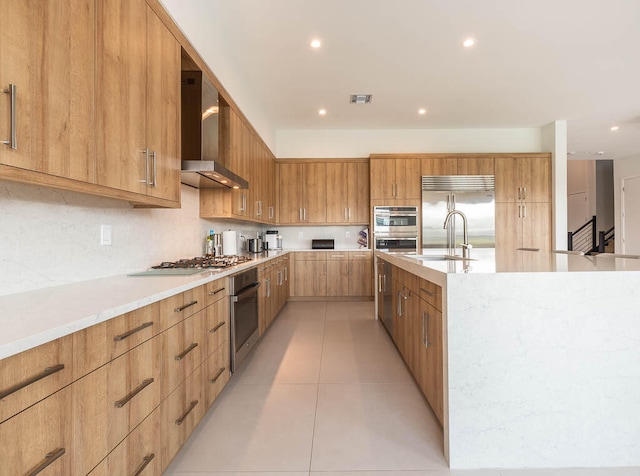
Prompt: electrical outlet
<box><xmin>297</xmin><ymin>231</ymin><xmax>304</xmax><ymax>239</ymax></box>
<box><xmin>345</xmin><ymin>231</ymin><xmax>350</xmax><ymax>238</ymax></box>
<box><xmin>100</xmin><ymin>225</ymin><xmax>112</xmax><ymax>246</ymax></box>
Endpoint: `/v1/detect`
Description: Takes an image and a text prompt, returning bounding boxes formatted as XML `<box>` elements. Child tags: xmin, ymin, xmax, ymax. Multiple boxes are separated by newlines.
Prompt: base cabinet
<box><xmin>259</xmin><ymin>257</ymin><xmax>290</xmax><ymax>336</ymax></box>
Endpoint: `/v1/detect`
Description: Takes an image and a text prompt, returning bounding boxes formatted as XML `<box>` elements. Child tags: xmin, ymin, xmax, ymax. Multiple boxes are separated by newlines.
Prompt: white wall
<box><xmin>567</xmin><ymin>160</ymin><xmax>597</xmax><ymax>229</ymax></box>
<box><xmin>0</xmin><ymin>183</ymin><xmax>261</xmax><ymax>296</ymax></box>
<box><xmin>276</xmin><ymin>128</ymin><xmax>542</xmax><ymax>158</ymax></box>
<box><xmin>542</xmin><ymin>121</ymin><xmax>568</xmax><ymax>250</ymax></box>
<box><xmin>614</xmin><ymin>153</ymin><xmax>640</xmax><ymax>253</ymax></box>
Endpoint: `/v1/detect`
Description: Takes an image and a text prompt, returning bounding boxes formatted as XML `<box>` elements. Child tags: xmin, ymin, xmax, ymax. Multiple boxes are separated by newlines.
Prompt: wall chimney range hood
<box><xmin>180</xmin><ymin>70</ymin><xmax>249</xmax><ymax>189</ymax></box>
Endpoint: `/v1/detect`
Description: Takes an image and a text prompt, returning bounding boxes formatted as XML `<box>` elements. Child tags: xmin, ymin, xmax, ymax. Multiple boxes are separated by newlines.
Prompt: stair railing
<box><xmin>568</xmin><ymin>216</ymin><xmax>596</xmax><ymax>253</ymax></box>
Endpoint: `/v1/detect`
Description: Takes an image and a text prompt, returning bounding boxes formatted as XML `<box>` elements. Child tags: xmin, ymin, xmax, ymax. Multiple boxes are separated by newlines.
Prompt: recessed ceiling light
<box><xmin>310</xmin><ymin>39</ymin><xmax>322</xmax><ymax>49</ymax></box>
<box><xmin>418</xmin><ymin>108</ymin><xmax>427</xmax><ymax>115</ymax></box>
<box><xmin>318</xmin><ymin>109</ymin><xmax>327</xmax><ymax>115</ymax></box>
<box><xmin>462</xmin><ymin>38</ymin><xmax>475</xmax><ymax>48</ymax></box>
<box><xmin>611</xmin><ymin>126</ymin><xmax>619</xmax><ymax>131</ymax></box>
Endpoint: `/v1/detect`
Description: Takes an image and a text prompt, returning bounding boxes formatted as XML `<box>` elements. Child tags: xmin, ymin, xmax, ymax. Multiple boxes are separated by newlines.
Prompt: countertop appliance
<box><xmin>422</xmin><ymin>175</ymin><xmax>495</xmax><ymax>252</ymax></box>
<box><xmin>265</xmin><ymin>230</ymin><xmax>281</xmax><ymax>250</ymax></box>
<box><xmin>180</xmin><ymin>70</ymin><xmax>248</xmax><ymax>189</ymax></box>
<box><xmin>373</xmin><ymin>206</ymin><xmax>419</xmax><ymax>253</ymax></box>
<box><xmin>230</xmin><ymin>267</ymin><xmax>260</xmax><ymax>373</ymax></box>
<box><xmin>312</xmin><ymin>239</ymin><xmax>334</xmax><ymax>250</ymax></box>
<box><xmin>247</xmin><ymin>237</ymin><xmax>264</xmax><ymax>253</ymax></box>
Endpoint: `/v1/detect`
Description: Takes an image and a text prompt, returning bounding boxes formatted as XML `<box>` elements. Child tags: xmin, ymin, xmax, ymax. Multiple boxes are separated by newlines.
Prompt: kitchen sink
<box><xmin>408</xmin><ymin>254</ymin><xmax>477</xmax><ymax>261</ymax></box>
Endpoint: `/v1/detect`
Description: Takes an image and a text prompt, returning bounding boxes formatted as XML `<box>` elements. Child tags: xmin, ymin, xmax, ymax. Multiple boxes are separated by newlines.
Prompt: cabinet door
<box><xmin>145</xmin><ymin>7</ymin><xmax>180</xmax><ymax>203</ymax></box>
<box><xmin>494</xmin><ymin>157</ymin><xmax>518</xmax><ymax>202</ymax></box>
<box><xmin>495</xmin><ymin>202</ymin><xmax>522</xmax><ymax>251</ymax></box>
<box><xmin>521</xmin><ymin>202</ymin><xmax>551</xmax><ymax>250</ymax></box>
<box><xmin>370</xmin><ymin>159</ymin><xmax>396</xmax><ymax>199</ymax></box>
<box><xmin>520</xmin><ymin>155</ymin><xmax>551</xmax><ymax>203</ymax></box>
<box><xmin>162</xmin><ymin>313</ymin><xmax>204</xmax><ymax>397</ymax></box>
<box><xmin>96</xmin><ymin>0</ymin><xmax>147</xmax><ymax>194</ymax></box>
<box><xmin>326</xmin><ymin>162</ymin><xmax>348</xmax><ymax>223</ymax></box>
<box><xmin>278</xmin><ymin>163</ymin><xmax>304</xmax><ymax>224</ymax></box>
<box><xmin>0</xmin><ymin>0</ymin><xmax>94</xmax><ymax>181</ymax></box>
<box><xmin>347</xmin><ymin>162</ymin><xmax>370</xmax><ymax>223</ymax></box>
<box><xmin>457</xmin><ymin>157</ymin><xmax>495</xmax><ymax>175</ymax></box>
<box><xmin>395</xmin><ymin>158</ymin><xmax>421</xmax><ymax>199</ymax></box>
<box><xmin>326</xmin><ymin>254</ymin><xmax>349</xmax><ymax>296</ymax></box>
<box><xmin>293</xmin><ymin>260</ymin><xmax>326</xmax><ymax>296</ymax></box>
<box><xmin>0</xmin><ymin>386</ymin><xmax>73</xmax><ymax>475</ymax></box>
<box><xmin>421</xmin><ymin>157</ymin><xmax>457</xmax><ymax>176</ymax></box>
<box><xmin>205</xmin><ymin>296</ymin><xmax>229</xmax><ymax>357</ymax></box>
<box><xmin>416</xmin><ymin>298</ymin><xmax>443</xmax><ymax>425</ymax></box>
<box><xmin>348</xmin><ymin>252</ymin><xmax>373</xmax><ymax>297</ymax></box>
<box><xmin>303</xmin><ymin>162</ymin><xmax>327</xmax><ymax>223</ymax></box>
<box><xmin>204</xmin><ymin>342</ymin><xmax>229</xmax><ymax>408</ymax></box>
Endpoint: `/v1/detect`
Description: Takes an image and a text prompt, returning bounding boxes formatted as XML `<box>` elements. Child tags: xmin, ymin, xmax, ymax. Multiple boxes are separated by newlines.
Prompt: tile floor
<box><xmin>165</xmin><ymin>301</ymin><xmax>640</xmax><ymax>476</ymax></box>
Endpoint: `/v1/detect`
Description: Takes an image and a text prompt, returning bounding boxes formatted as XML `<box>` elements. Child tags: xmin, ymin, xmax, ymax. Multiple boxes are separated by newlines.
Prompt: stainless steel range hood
<box><xmin>180</xmin><ymin>70</ymin><xmax>249</xmax><ymax>189</ymax></box>
<box><xmin>181</xmin><ymin>160</ymin><xmax>248</xmax><ymax>189</ymax></box>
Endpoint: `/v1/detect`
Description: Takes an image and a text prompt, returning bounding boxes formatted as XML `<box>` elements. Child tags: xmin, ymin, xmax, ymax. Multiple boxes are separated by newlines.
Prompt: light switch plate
<box><xmin>100</xmin><ymin>225</ymin><xmax>112</xmax><ymax>246</ymax></box>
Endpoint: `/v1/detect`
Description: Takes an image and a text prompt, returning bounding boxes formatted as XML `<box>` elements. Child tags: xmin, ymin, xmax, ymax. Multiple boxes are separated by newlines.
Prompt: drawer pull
<box><xmin>113</xmin><ymin>321</ymin><xmax>154</xmax><ymax>342</ymax></box>
<box><xmin>0</xmin><ymin>364</ymin><xmax>64</xmax><ymax>400</ymax></box>
<box><xmin>210</xmin><ymin>367</ymin><xmax>226</xmax><ymax>383</ymax></box>
<box><xmin>175</xmin><ymin>300</ymin><xmax>198</xmax><ymax>312</ymax></box>
<box><xmin>175</xmin><ymin>343</ymin><xmax>198</xmax><ymax>361</ymax></box>
<box><xmin>208</xmin><ymin>287</ymin><xmax>225</xmax><ymax>296</ymax></box>
<box><xmin>420</xmin><ymin>287</ymin><xmax>436</xmax><ymax>297</ymax></box>
<box><xmin>175</xmin><ymin>400</ymin><xmax>199</xmax><ymax>425</ymax></box>
<box><xmin>210</xmin><ymin>322</ymin><xmax>226</xmax><ymax>333</ymax></box>
<box><xmin>114</xmin><ymin>378</ymin><xmax>154</xmax><ymax>408</ymax></box>
<box><xmin>132</xmin><ymin>453</ymin><xmax>155</xmax><ymax>476</ymax></box>
<box><xmin>27</xmin><ymin>447</ymin><xmax>65</xmax><ymax>476</ymax></box>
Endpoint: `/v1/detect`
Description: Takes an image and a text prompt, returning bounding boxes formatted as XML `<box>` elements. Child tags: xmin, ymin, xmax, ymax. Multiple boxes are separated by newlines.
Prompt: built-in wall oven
<box><xmin>373</xmin><ymin>206</ymin><xmax>419</xmax><ymax>253</ymax></box>
<box><xmin>230</xmin><ymin>267</ymin><xmax>260</xmax><ymax>373</ymax></box>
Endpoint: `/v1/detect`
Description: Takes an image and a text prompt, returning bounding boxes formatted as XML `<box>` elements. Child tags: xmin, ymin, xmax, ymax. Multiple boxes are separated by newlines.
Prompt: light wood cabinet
<box><xmin>162</xmin><ymin>313</ymin><xmax>204</xmax><ymax>397</ymax></box>
<box><xmin>348</xmin><ymin>251</ymin><xmax>374</xmax><ymax>296</ymax></box>
<box><xmin>293</xmin><ymin>252</ymin><xmax>327</xmax><ymax>296</ymax></box>
<box><xmin>204</xmin><ymin>342</ymin><xmax>229</xmax><ymax>408</ymax></box>
<box><xmin>421</xmin><ymin>156</ymin><xmax>457</xmax><ymax>176</ymax></box>
<box><xmin>96</xmin><ymin>0</ymin><xmax>181</xmax><ymax>205</ymax></box>
<box><xmin>370</xmin><ymin>157</ymin><xmax>421</xmax><ymax>200</ymax></box>
<box><xmin>457</xmin><ymin>157</ymin><xmax>495</xmax><ymax>175</ymax></box>
<box><xmin>495</xmin><ymin>155</ymin><xmax>551</xmax><ymax>203</ymax></box>
<box><xmin>325</xmin><ymin>160</ymin><xmax>370</xmax><ymax>224</ymax></box>
<box><xmin>326</xmin><ymin>252</ymin><xmax>350</xmax><ymax>296</ymax></box>
<box><xmin>0</xmin><ymin>0</ymin><xmax>95</xmax><ymax>182</ymax></box>
<box><xmin>278</xmin><ymin>162</ymin><xmax>327</xmax><ymax>224</ymax></box>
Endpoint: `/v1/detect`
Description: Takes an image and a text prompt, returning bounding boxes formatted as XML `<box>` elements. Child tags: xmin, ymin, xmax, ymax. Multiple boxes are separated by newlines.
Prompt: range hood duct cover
<box><xmin>181</xmin><ymin>160</ymin><xmax>248</xmax><ymax>190</ymax></box>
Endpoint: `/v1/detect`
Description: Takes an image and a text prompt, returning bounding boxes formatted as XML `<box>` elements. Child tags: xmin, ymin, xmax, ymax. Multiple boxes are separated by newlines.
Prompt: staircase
<box><xmin>567</xmin><ymin>216</ymin><xmax>615</xmax><ymax>254</ymax></box>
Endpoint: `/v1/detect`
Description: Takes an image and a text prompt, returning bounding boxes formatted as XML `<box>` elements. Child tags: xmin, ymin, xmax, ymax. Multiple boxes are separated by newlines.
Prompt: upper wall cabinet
<box><xmin>277</xmin><ymin>161</ymin><xmax>326</xmax><ymax>224</ymax></box>
<box><xmin>96</xmin><ymin>0</ymin><xmax>181</xmax><ymax>205</ymax></box>
<box><xmin>495</xmin><ymin>155</ymin><xmax>551</xmax><ymax>203</ymax></box>
<box><xmin>0</xmin><ymin>0</ymin><xmax>95</xmax><ymax>181</ymax></box>
<box><xmin>370</xmin><ymin>157</ymin><xmax>421</xmax><ymax>201</ymax></box>
<box><xmin>325</xmin><ymin>160</ymin><xmax>370</xmax><ymax>225</ymax></box>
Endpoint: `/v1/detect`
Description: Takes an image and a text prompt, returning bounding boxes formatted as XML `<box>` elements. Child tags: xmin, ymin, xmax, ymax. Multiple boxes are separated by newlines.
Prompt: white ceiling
<box><xmin>162</xmin><ymin>0</ymin><xmax>640</xmax><ymax>161</ymax></box>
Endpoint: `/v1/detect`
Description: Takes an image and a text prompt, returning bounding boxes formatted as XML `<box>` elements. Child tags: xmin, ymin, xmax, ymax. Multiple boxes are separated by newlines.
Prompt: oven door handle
<box><xmin>231</xmin><ymin>282</ymin><xmax>260</xmax><ymax>302</ymax></box>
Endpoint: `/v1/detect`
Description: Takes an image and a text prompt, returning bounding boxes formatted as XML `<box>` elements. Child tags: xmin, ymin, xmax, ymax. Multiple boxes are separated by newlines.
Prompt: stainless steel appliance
<box><xmin>230</xmin><ymin>267</ymin><xmax>260</xmax><ymax>373</ymax></box>
<box><xmin>247</xmin><ymin>237</ymin><xmax>264</xmax><ymax>253</ymax></box>
<box><xmin>180</xmin><ymin>71</ymin><xmax>248</xmax><ymax>189</ymax></box>
<box><xmin>376</xmin><ymin>258</ymin><xmax>393</xmax><ymax>334</ymax></box>
<box><xmin>312</xmin><ymin>239</ymin><xmax>334</xmax><ymax>249</ymax></box>
<box><xmin>128</xmin><ymin>255</ymin><xmax>253</xmax><ymax>276</ymax></box>
<box><xmin>373</xmin><ymin>206</ymin><xmax>419</xmax><ymax>253</ymax></box>
<box><xmin>422</xmin><ymin>175</ymin><xmax>495</xmax><ymax>252</ymax></box>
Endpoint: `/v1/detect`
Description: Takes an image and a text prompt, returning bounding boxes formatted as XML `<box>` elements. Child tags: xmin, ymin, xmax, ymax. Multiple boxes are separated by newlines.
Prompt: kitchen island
<box><xmin>378</xmin><ymin>249</ymin><xmax>640</xmax><ymax>469</ymax></box>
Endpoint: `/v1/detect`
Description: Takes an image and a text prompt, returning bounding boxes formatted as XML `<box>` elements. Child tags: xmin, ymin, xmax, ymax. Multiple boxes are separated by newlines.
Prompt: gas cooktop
<box><xmin>128</xmin><ymin>255</ymin><xmax>253</xmax><ymax>277</ymax></box>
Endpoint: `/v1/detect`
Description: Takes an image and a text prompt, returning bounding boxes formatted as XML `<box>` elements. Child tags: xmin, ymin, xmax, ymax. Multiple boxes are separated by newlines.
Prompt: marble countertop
<box><xmin>0</xmin><ymin>251</ymin><xmax>291</xmax><ymax>360</ymax></box>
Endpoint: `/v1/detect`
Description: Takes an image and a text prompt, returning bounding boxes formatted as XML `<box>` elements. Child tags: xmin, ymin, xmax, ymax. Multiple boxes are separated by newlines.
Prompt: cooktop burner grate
<box><xmin>151</xmin><ymin>255</ymin><xmax>252</xmax><ymax>270</ymax></box>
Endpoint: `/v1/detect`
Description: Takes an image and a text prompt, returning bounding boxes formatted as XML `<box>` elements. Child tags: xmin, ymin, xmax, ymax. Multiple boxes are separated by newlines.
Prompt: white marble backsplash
<box><xmin>270</xmin><ymin>225</ymin><xmax>369</xmax><ymax>250</ymax></box>
<box><xmin>0</xmin><ymin>182</ymin><xmax>261</xmax><ymax>296</ymax></box>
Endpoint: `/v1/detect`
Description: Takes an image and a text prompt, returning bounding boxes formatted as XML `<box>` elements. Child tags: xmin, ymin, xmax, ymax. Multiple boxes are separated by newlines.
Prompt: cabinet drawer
<box><xmin>417</xmin><ymin>278</ymin><xmax>442</xmax><ymax>311</ymax></box>
<box><xmin>205</xmin><ymin>297</ymin><xmax>229</xmax><ymax>357</ymax></box>
<box><xmin>327</xmin><ymin>252</ymin><xmax>347</xmax><ymax>261</ymax></box>
<box><xmin>73</xmin><ymin>302</ymin><xmax>159</xmax><ymax>378</ymax></box>
<box><xmin>73</xmin><ymin>334</ymin><xmax>162</xmax><ymax>475</ymax></box>
<box><xmin>161</xmin><ymin>367</ymin><xmax>204</xmax><ymax>468</ymax></box>
<box><xmin>88</xmin><ymin>406</ymin><xmax>162</xmax><ymax>476</ymax></box>
<box><xmin>162</xmin><ymin>313</ymin><xmax>204</xmax><ymax>397</ymax></box>
<box><xmin>295</xmin><ymin>251</ymin><xmax>326</xmax><ymax>261</ymax></box>
<box><xmin>160</xmin><ymin>285</ymin><xmax>205</xmax><ymax>331</ymax></box>
<box><xmin>0</xmin><ymin>334</ymin><xmax>73</xmax><ymax>423</ymax></box>
<box><xmin>348</xmin><ymin>251</ymin><xmax>371</xmax><ymax>261</ymax></box>
<box><xmin>0</xmin><ymin>386</ymin><xmax>73</xmax><ymax>475</ymax></box>
<box><xmin>204</xmin><ymin>342</ymin><xmax>229</xmax><ymax>408</ymax></box>
<box><xmin>204</xmin><ymin>278</ymin><xmax>228</xmax><ymax>307</ymax></box>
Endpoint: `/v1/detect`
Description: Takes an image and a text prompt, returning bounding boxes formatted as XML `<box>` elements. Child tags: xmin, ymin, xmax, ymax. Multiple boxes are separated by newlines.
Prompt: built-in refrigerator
<box><xmin>421</xmin><ymin>175</ymin><xmax>495</xmax><ymax>250</ymax></box>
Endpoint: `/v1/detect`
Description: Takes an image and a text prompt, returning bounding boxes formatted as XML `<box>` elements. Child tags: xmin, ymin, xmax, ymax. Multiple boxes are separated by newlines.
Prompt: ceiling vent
<box><xmin>350</xmin><ymin>94</ymin><xmax>372</xmax><ymax>104</ymax></box>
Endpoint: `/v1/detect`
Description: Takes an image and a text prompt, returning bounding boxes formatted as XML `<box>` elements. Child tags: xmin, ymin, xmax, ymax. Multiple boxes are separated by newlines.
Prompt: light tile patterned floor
<box><xmin>165</xmin><ymin>301</ymin><xmax>640</xmax><ymax>476</ymax></box>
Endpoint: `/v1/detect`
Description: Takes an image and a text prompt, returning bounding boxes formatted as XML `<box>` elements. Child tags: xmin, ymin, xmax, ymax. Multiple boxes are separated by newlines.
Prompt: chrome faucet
<box><xmin>443</xmin><ymin>210</ymin><xmax>472</xmax><ymax>259</ymax></box>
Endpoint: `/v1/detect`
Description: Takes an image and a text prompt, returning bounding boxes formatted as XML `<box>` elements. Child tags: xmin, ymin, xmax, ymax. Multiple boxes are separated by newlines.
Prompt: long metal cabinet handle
<box><xmin>420</xmin><ymin>287</ymin><xmax>435</xmax><ymax>297</ymax></box>
<box><xmin>299</xmin><ymin>208</ymin><xmax>302</xmax><ymax>221</ymax></box>
<box><xmin>378</xmin><ymin>275</ymin><xmax>383</xmax><ymax>293</ymax></box>
<box><xmin>209</xmin><ymin>287</ymin><xmax>225</xmax><ymax>296</ymax></box>
<box><xmin>523</xmin><ymin>204</ymin><xmax>527</xmax><ymax>218</ymax></box>
<box><xmin>210</xmin><ymin>321</ymin><xmax>226</xmax><ymax>333</ymax></box>
<box><xmin>175</xmin><ymin>343</ymin><xmax>198</xmax><ymax>361</ymax></box>
<box><xmin>523</xmin><ymin>187</ymin><xmax>526</xmax><ymax>200</ymax></box>
<box><xmin>348</xmin><ymin>208</ymin><xmax>351</xmax><ymax>220</ymax></box>
<box><xmin>423</xmin><ymin>311</ymin><xmax>429</xmax><ymax>347</ymax></box>
<box><xmin>114</xmin><ymin>378</ymin><xmax>154</xmax><ymax>408</ymax></box>
<box><xmin>284</xmin><ymin>267</ymin><xmax>288</xmax><ymax>281</ymax></box>
<box><xmin>26</xmin><ymin>448</ymin><xmax>65</xmax><ymax>476</ymax></box>
<box><xmin>139</xmin><ymin>148</ymin><xmax>150</xmax><ymax>183</ymax></box>
<box><xmin>210</xmin><ymin>367</ymin><xmax>226</xmax><ymax>383</ymax></box>
<box><xmin>269</xmin><ymin>206</ymin><xmax>274</xmax><ymax>219</ymax></box>
<box><xmin>266</xmin><ymin>278</ymin><xmax>271</xmax><ymax>297</ymax></box>
<box><xmin>151</xmin><ymin>151</ymin><xmax>157</xmax><ymax>186</ymax></box>
<box><xmin>303</xmin><ymin>208</ymin><xmax>307</xmax><ymax>221</ymax></box>
<box><xmin>175</xmin><ymin>300</ymin><xmax>198</xmax><ymax>312</ymax></box>
<box><xmin>383</xmin><ymin>274</ymin><xmax>386</xmax><ymax>292</ymax></box>
<box><xmin>344</xmin><ymin>208</ymin><xmax>347</xmax><ymax>220</ymax></box>
<box><xmin>0</xmin><ymin>364</ymin><xmax>65</xmax><ymax>400</ymax></box>
<box><xmin>2</xmin><ymin>84</ymin><xmax>17</xmax><ymax>149</ymax></box>
<box><xmin>113</xmin><ymin>321</ymin><xmax>153</xmax><ymax>342</ymax></box>
<box><xmin>132</xmin><ymin>453</ymin><xmax>155</xmax><ymax>476</ymax></box>
<box><xmin>175</xmin><ymin>400</ymin><xmax>199</xmax><ymax>425</ymax></box>
<box><xmin>397</xmin><ymin>292</ymin><xmax>402</xmax><ymax>317</ymax></box>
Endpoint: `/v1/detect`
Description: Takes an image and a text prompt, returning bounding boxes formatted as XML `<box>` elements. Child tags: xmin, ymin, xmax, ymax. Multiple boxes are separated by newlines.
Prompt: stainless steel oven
<box><xmin>229</xmin><ymin>267</ymin><xmax>260</xmax><ymax>373</ymax></box>
<box><xmin>373</xmin><ymin>206</ymin><xmax>419</xmax><ymax>253</ymax></box>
